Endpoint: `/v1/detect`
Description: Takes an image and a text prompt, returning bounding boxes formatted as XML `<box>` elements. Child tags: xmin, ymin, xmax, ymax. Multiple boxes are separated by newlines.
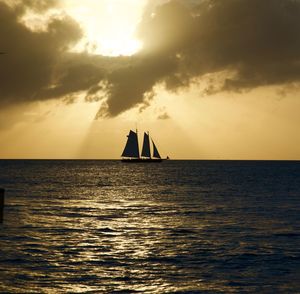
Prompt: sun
<box><xmin>63</xmin><ymin>0</ymin><xmax>147</xmax><ymax>56</ymax></box>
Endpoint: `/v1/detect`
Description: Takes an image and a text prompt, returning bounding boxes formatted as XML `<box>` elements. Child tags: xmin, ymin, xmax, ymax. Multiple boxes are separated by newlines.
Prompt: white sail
<box><xmin>141</xmin><ymin>132</ymin><xmax>151</xmax><ymax>158</ymax></box>
<box><xmin>121</xmin><ymin>130</ymin><xmax>140</xmax><ymax>158</ymax></box>
<box><xmin>152</xmin><ymin>139</ymin><xmax>161</xmax><ymax>159</ymax></box>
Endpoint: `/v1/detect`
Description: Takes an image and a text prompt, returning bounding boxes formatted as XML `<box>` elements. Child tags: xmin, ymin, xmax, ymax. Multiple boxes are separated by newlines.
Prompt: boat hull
<box><xmin>121</xmin><ymin>158</ymin><xmax>163</xmax><ymax>163</ymax></box>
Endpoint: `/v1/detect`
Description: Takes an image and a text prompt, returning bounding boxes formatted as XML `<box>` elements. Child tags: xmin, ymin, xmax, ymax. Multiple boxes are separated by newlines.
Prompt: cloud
<box><xmin>41</xmin><ymin>53</ymin><xmax>106</xmax><ymax>100</ymax></box>
<box><xmin>21</xmin><ymin>0</ymin><xmax>59</xmax><ymax>11</ymax></box>
<box><xmin>0</xmin><ymin>0</ymin><xmax>133</xmax><ymax>116</ymax></box>
<box><xmin>157</xmin><ymin>112</ymin><xmax>170</xmax><ymax>120</ymax></box>
<box><xmin>100</xmin><ymin>0</ymin><xmax>300</xmax><ymax>116</ymax></box>
<box><xmin>102</xmin><ymin>55</ymin><xmax>177</xmax><ymax>116</ymax></box>
<box><xmin>1</xmin><ymin>0</ymin><xmax>300</xmax><ymax>120</ymax></box>
<box><xmin>0</xmin><ymin>1</ymin><xmax>84</xmax><ymax>107</ymax></box>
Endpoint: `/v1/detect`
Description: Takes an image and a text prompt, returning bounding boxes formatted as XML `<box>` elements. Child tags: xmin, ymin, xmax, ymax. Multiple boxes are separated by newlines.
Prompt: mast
<box><xmin>141</xmin><ymin>132</ymin><xmax>151</xmax><ymax>158</ymax></box>
<box><xmin>121</xmin><ymin>130</ymin><xmax>140</xmax><ymax>158</ymax></box>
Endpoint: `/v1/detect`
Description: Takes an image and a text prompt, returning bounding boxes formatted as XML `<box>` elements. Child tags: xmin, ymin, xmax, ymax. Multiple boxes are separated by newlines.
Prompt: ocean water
<box><xmin>0</xmin><ymin>160</ymin><xmax>299</xmax><ymax>293</ymax></box>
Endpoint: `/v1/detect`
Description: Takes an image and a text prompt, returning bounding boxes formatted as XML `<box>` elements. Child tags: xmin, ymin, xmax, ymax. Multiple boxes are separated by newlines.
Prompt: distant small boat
<box><xmin>121</xmin><ymin>130</ymin><xmax>167</xmax><ymax>162</ymax></box>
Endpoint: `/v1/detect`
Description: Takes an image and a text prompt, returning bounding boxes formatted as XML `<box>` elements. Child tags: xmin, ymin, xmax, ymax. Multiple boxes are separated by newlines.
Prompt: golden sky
<box><xmin>0</xmin><ymin>0</ymin><xmax>299</xmax><ymax>159</ymax></box>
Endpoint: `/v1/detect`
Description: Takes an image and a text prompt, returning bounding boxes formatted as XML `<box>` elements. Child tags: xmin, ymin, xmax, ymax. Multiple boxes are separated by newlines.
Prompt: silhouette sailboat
<box><xmin>121</xmin><ymin>130</ymin><xmax>165</xmax><ymax>162</ymax></box>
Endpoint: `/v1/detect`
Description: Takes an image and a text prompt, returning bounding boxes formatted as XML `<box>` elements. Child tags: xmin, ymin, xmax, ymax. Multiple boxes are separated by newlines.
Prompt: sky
<box><xmin>0</xmin><ymin>0</ymin><xmax>299</xmax><ymax>159</ymax></box>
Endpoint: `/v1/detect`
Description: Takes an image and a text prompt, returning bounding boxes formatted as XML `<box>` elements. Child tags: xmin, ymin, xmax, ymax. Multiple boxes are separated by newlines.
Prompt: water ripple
<box><xmin>0</xmin><ymin>160</ymin><xmax>299</xmax><ymax>293</ymax></box>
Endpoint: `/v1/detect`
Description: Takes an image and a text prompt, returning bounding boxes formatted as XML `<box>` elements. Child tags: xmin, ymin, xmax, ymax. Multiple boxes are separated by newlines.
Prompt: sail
<box><xmin>152</xmin><ymin>139</ymin><xmax>161</xmax><ymax>159</ymax></box>
<box><xmin>141</xmin><ymin>132</ymin><xmax>151</xmax><ymax>158</ymax></box>
<box><xmin>121</xmin><ymin>130</ymin><xmax>140</xmax><ymax>158</ymax></box>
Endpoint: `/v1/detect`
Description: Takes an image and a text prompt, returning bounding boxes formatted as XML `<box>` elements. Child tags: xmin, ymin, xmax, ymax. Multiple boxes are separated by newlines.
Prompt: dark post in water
<box><xmin>0</xmin><ymin>188</ymin><xmax>4</xmax><ymax>223</ymax></box>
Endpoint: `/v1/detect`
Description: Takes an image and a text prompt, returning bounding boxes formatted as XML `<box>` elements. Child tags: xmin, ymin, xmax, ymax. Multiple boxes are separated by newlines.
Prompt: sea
<box><xmin>0</xmin><ymin>160</ymin><xmax>299</xmax><ymax>293</ymax></box>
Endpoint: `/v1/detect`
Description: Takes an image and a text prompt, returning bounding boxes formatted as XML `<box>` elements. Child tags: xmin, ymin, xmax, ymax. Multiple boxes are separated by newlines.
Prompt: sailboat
<box><xmin>121</xmin><ymin>130</ymin><xmax>164</xmax><ymax>162</ymax></box>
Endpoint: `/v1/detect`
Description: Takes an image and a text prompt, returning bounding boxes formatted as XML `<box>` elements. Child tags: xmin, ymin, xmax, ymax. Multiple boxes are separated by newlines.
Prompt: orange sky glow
<box><xmin>0</xmin><ymin>0</ymin><xmax>299</xmax><ymax>159</ymax></box>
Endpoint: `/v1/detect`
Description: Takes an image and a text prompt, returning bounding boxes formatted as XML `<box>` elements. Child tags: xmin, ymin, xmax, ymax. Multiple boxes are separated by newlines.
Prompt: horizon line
<box><xmin>0</xmin><ymin>158</ymin><xmax>299</xmax><ymax>162</ymax></box>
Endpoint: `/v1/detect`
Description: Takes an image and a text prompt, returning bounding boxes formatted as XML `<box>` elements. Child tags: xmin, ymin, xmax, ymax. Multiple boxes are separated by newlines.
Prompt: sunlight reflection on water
<box><xmin>0</xmin><ymin>160</ymin><xmax>300</xmax><ymax>293</ymax></box>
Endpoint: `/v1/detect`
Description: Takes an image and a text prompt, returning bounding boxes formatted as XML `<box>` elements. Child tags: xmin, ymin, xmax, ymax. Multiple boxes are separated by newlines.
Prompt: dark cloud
<box><xmin>0</xmin><ymin>1</ymin><xmax>83</xmax><ymax>107</ymax></box>
<box><xmin>0</xmin><ymin>0</ymin><xmax>134</xmax><ymax>115</ymax></box>
<box><xmin>41</xmin><ymin>53</ymin><xmax>105</xmax><ymax>100</ymax></box>
<box><xmin>157</xmin><ymin>112</ymin><xmax>170</xmax><ymax>120</ymax></box>
<box><xmin>103</xmin><ymin>55</ymin><xmax>177</xmax><ymax>116</ymax></box>
<box><xmin>100</xmin><ymin>0</ymin><xmax>300</xmax><ymax>116</ymax></box>
<box><xmin>1</xmin><ymin>0</ymin><xmax>300</xmax><ymax>120</ymax></box>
